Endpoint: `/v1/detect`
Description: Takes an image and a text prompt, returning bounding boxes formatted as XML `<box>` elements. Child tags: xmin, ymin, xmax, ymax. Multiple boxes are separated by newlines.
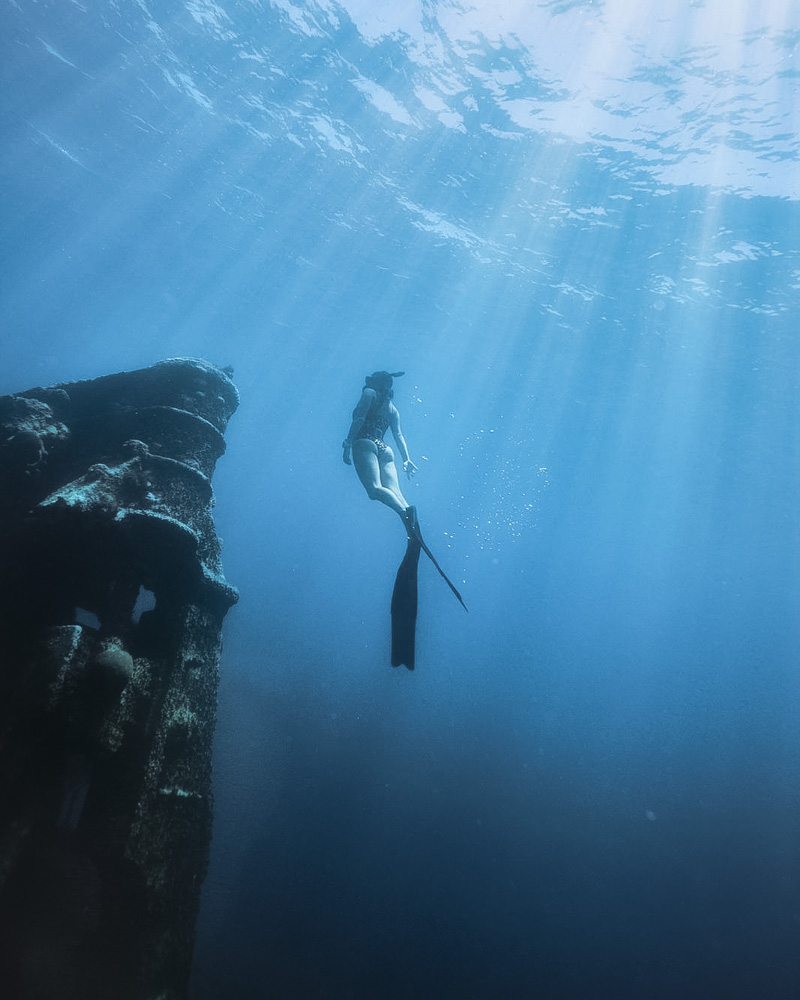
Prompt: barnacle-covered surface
<box><xmin>0</xmin><ymin>359</ymin><xmax>238</xmax><ymax>1000</ymax></box>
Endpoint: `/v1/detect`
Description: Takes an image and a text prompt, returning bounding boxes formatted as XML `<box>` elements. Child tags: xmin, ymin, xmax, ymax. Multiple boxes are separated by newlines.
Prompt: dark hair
<box><xmin>364</xmin><ymin>370</ymin><xmax>404</xmax><ymax>396</ymax></box>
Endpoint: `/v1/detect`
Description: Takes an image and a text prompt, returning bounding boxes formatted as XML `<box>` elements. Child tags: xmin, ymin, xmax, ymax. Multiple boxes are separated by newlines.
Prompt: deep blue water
<box><xmin>3</xmin><ymin>2</ymin><xmax>800</xmax><ymax>998</ymax></box>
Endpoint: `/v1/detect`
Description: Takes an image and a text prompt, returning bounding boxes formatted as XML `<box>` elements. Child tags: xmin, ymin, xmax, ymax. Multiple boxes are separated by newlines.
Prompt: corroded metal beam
<box><xmin>0</xmin><ymin>358</ymin><xmax>238</xmax><ymax>1000</ymax></box>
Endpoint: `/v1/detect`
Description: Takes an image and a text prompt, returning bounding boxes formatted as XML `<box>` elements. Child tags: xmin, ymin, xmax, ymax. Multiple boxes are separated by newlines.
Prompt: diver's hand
<box><xmin>342</xmin><ymin>441</ymin><xmax>352</xmax><ymax>465</ymax></box>
<box><xmin>403</xmin><ymin>459</ymin><xmax>418</xmax><ymax>479</ymax></box>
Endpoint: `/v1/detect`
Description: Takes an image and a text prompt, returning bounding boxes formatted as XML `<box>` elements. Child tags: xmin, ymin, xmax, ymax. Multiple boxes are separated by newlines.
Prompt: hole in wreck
<box><xmin>74</xmin><ymin>607</ymin><xmax>101</xmax><ymax>630</ymax></box>
<box><xmin>131</xmin><ymin>586</ymin><xmax>157</xmax><ymax>625</ymax></box>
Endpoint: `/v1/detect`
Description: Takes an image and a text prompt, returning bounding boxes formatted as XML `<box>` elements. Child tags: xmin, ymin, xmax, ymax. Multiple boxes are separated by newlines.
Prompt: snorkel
<box><xmin>364</xmin><ymin>370</ymin><xmax>404</xmax><ymax>398</ymax></box>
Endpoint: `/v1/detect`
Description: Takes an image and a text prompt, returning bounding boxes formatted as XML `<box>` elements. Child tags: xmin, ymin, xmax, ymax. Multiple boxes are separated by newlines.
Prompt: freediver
<box><xmin>342</xmin><ymin>370</ymin><xmax>467</xmax><ymax>617</ymax></box>
<box><xmin>342</xmin><ymin>370</ymin><xmax>420</xmax><ymax>535</ymax></box>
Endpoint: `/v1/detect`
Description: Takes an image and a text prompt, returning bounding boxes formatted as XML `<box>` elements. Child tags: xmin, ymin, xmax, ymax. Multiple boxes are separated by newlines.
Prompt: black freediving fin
<box><xmin>406</xmin><ymin>516</ymin><xmax>468</xmax><ymax>612</ymax></box>
<box><xmin>391</xmin><ymin>534</ymin><xmax>421</xmax><ymax>669</ymax></box>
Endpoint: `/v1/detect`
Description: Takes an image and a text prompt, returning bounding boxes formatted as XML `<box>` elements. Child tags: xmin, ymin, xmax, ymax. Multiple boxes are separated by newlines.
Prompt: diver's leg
<box><xmin>379</xmin><ymin>448</ymin><xmax>421</xmax><ymax>535</ymax></box>
<box><xmin>352</xmin><ymin>440</ymin><xmax>406</xmax><ymax>515</ymax></box>
<box><xmin>378</xmin><ymin>446</ymin><xmax>409</xmax><ymax>508</ymax></box>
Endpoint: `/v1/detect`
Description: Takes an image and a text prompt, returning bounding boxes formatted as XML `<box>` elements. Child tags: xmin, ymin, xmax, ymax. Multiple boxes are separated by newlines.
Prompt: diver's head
<box><xmin>365</xmin><ymin>370</ymin><xmax>404</xmax><ymax>397</ymax></box>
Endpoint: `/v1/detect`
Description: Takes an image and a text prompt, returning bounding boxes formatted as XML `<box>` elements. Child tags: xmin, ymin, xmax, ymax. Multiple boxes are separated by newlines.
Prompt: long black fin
<box><xmin>407</xmin><ymin>522</ymin><xmax>468</xmax><ymax>612</ymax></box>
<box><xmin>391</xmin><ymin>535</ymin><xmax>421</xmax><ymax>669</ymax></box>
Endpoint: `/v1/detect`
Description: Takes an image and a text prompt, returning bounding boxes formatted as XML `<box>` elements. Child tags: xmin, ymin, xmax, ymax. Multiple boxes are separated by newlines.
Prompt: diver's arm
<box><xmin>342</xmin><ymin>388</ymin><xmax>375</xmax><ymax>464</ymax></box>
<box><xmin>390</xmin><ymin>404</ymin><xmax>418</xmax><ymax>478</ymax></box>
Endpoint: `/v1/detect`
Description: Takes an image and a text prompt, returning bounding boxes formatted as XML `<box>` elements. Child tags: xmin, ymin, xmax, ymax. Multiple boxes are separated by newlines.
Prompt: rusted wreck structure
<box><xmin>0</xmin><ymin>359</ymin><xmax>238</xmax><ymax>1000</ymax></box>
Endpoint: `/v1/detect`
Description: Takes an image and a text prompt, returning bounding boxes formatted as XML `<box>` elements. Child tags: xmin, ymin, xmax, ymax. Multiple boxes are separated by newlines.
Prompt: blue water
<box><xmin>3</xmin><ymin>2</ymin><xmax>800</xmax><ymax>997</ymax></box>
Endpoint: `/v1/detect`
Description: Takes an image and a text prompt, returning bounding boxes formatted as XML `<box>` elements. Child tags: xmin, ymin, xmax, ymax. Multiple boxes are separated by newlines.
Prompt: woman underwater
<box><xmin>342</xmin><ymin>370</ymin><xmax>419</xmax><ymax>534</ymax></box>
<box><xmin>343</xmin><ymin>370</ymin><xmax>467</xmax><ymax>615</ymax></box>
